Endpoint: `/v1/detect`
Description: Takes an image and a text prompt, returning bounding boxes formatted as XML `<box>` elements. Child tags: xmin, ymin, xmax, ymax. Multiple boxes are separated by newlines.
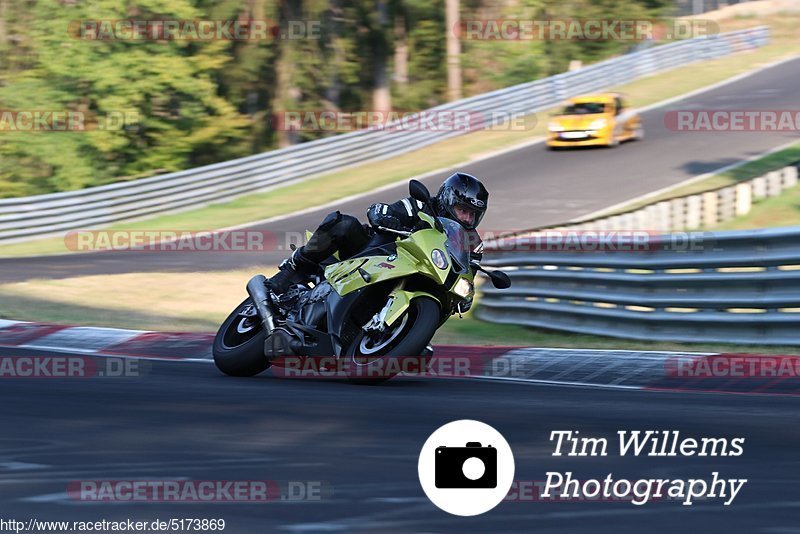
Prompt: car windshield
<box><xmin>439</xmin><ymin>217</ymin><xmax>471</xmax><ymax>273</ymax></box>
<box><xmin>558</xmin><ymin>102</ymin><xmax>606</xmax><ymax>115</ymax></box>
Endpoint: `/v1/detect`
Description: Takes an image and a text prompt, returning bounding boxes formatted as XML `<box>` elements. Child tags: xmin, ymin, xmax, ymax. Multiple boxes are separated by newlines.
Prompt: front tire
<box><xmin>213</xmin><ymin>298</ymin><xmax>271</xmax><ymax>377</ymax></box>
<box><xmin>344</xmin><ymin>297</ymin><xmax>441</xmax><ymax>385</ymax></box>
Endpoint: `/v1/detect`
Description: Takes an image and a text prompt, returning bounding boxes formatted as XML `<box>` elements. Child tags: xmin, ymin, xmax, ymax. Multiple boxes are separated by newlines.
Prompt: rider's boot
<box><xmin>263</xmin><ymin>248</ymin><xmax>318</xmax><ymax>358</ymax></box>
<box><xmin>266</xmin><ymin>248</ymin><xmax>315</xmax><ymax>295</ymax></box>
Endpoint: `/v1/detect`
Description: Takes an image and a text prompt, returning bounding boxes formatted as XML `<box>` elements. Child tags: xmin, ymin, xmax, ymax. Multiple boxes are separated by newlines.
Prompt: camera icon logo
<box><xmin>418</xmin><ymin>420</ymin><xmax>514</xmax><ymax>516</ymax></box>
<box><xmin>435</xmin><ymin>442</ymin><xmax>497</xmax><ymax>488</ymax></box>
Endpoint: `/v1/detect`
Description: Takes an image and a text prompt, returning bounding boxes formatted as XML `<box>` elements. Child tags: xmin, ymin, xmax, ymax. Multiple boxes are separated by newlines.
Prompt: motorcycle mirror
<box><xmin>488</xmin><ymin>270</ymin><xmax>511</xmax><ymax>289</ymax></box>
<box><xmin>409</xmin><ymin>179</ymin><xmax>431</xmax><ymax>204</ymax></box>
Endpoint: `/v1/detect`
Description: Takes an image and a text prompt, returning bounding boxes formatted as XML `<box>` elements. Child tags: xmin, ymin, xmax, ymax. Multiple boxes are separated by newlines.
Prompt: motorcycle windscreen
<box><xmin>439</xmin><ymin>217</ymin><xmax>471</xmax><ymax>274</ymax></box>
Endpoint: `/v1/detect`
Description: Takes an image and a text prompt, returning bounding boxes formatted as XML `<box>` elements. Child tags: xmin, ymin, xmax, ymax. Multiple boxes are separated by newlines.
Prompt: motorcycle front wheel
<box><xmin>344</xmin><ymin>296</ymin><xmax>440</xmax><ymax>385</ymax></box>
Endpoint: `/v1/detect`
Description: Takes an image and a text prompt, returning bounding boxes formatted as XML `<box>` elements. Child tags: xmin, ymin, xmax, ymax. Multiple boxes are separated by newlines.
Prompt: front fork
<box><xmin>364</xmin><ymin>280</ymin><xmax>437</xmax><ymax>332</ymax></box>
<box><xmin>362</xmin><ymin>281</ymin><xmax>437</xmax><ymax>362</ymax></box>
<box><xmin>363</xmin><ymin>280</ymin><xmax>404</xmax><ymax>335</ymax></box>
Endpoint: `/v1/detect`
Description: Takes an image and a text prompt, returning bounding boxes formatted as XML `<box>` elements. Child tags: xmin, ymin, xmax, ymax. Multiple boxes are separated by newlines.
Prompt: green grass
<box><xmin>2</xmin><ymin>15</ymin><xmax>798</xmax><ymax>259</ymax></box>
<box><xmin>715</xmin><ymin>182</ymin><xmax>800</xmax><ymax>230</ymax></box>
<box><xmin>725</xmin><ymin>144</ymin><xmax>800</xmax><ymax>181</ymax></box>
<box><xmin>0</xmin><ymin>292</ymin><xmax>223</xmax><ymax>332</ymax></box>
<box><xmin>0</xmin><ymin>270</ymin><xmax>260</xmax><ymax>333</ymax></box>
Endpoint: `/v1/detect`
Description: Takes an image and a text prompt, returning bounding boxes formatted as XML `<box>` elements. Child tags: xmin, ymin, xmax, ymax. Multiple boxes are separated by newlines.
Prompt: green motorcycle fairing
<box><xmin>321</xmin><ymin>217</ymin><xmax>474</xmax><ymax>327</ymax></box>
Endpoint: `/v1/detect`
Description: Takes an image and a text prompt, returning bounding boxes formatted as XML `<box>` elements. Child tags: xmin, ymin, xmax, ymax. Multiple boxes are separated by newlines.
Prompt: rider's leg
<box><xmin>267</xmin><ymin>211</ymin><xmax>370</xmax><ymax>294</ymax></box>
<box><xmin>303</xmin><ymin>211</ymin><xmax>370</xmax><ymax>262</ymax></box>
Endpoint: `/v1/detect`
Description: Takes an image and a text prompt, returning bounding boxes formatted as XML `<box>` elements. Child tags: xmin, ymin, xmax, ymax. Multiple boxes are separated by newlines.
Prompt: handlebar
<box><xmin>376</xmin><ymin>226</ymin><xmax>412</xmax><ymax>237</ymax></box>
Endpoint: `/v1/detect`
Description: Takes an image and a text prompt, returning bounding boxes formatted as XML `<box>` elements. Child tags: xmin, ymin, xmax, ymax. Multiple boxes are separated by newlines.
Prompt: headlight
<box><xmin>431</xmin><ymin>249</ymin><xmax>448</xmax><ymax>270</ymax></box>
<box><xmin>454</xmin><ymin>278</ymin><xmax>474</xmax><ymax>298</ymax></box>
<box><xmin>548</xmin><ymin>122</ymin><xmax>564</xmax><ymax>132</ymax></box>
<box><xmin>588</xmin><ymin>119</ymin><xmax>607</xmax><ymax>130</ymax></box>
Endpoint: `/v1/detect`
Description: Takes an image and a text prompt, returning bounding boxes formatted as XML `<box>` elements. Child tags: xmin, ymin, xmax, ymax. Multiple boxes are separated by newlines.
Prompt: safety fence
<box><xmin>478</xmin><ymin>225</ymin><xmax>800</xmax><ymax>344</ymax></box>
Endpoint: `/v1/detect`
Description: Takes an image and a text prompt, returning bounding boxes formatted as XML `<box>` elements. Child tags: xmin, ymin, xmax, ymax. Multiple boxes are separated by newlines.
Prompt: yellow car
<box><xmin>546</xmin><ymin>93</ymin><xmax>643</xmax><ymax>149</ymax></box>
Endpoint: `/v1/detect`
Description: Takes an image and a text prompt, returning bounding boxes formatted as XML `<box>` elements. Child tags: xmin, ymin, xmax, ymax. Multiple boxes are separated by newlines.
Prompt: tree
<box><xmin>0</xmin><ymin>0</ymin><xmax>250</xmax><ymax>197</ymax></box>
<box><xmin>445</xmin><ymin>0</ymin><xmax>461</xmax><ymax>101</ymax></box>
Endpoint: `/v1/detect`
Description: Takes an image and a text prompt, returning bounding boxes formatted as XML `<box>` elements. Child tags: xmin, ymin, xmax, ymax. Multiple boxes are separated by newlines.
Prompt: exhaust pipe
<box><xmin>246</xmin><ymin>275</ymin><xmax>275</xmax><ymax>335</ymax></box>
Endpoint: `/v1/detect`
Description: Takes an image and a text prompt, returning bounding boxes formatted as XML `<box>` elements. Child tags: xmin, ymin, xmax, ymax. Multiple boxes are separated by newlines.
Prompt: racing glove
<box><xmin>367</xmin><ymin>204</ymin><xmax>404</xmax><ymax>231</ymax></box>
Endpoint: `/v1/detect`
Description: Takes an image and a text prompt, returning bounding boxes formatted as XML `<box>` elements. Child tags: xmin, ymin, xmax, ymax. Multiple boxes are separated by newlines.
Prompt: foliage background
<box><xmin>0</xmin><ymin>0</ymin><xmax>671</xmax><ymax>198</ymax></box>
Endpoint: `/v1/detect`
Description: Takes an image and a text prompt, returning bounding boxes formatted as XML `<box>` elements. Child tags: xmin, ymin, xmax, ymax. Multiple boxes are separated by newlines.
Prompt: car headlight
<box><xmin>548</xmin><ymin>121</ymin><xmax>564</xmax><ymax>132</ymax></box>
<box><xmin>454</xmin><ymin>278</ymin><xmax>474</xmax><ymax>298</ymax></box>
<box><xmin>588</xmin><ymin>119</ymin><xmax>607</xmax><ymax>130</ymax></box>
<box><xmin>431</xmin><ymin>249</ymin><xmax>448</xmax><ymax>270</ymax></box>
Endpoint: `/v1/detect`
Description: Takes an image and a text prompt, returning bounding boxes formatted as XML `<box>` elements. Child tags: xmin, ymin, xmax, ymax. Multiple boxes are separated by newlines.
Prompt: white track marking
<box><xmin>19</xmin><ymin>326</ymin><xmax>145</xmax><ymax>353</ymax></box>
<box><xmin>527</xmin><ymin>347</ymin><xmax>713</xmax><ymax>355</ymax></box>
<box><xmin>0</xmin><ymin>462</ymin><xmax>49</xmax><ymax>471</ymax></box>
<box><xmin>469</xmin><ymin>374</ymin><xmax>644</xmax><ymax>390</ymax></box>
<box><xmin>0</xmin><ymin>341</ymin><xmax>215</xmax><ymax>363</ymax></box>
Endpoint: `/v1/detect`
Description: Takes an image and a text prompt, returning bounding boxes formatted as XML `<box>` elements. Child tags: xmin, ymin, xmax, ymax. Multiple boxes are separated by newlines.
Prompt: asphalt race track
<box><xmin>1</xmin><ymin>58</ymin><xmax>799</xmax><ymax>281</ymax></box>
<box><xmin>0</xmin><ymin>349</ymin><xmax>800</xmax><ymax>533</ymax></box>
<box><xmin>0</xmin><ymin>348</ymin><xmax>798</xmax><ymax>533</ymax></box>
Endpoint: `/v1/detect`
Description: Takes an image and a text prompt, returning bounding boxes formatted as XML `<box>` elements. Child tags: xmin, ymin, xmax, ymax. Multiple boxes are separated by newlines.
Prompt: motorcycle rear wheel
<box><xmin>213</xmin><ymin>298</ymin><xmax>271</xmax><ymax>377</ymax></box>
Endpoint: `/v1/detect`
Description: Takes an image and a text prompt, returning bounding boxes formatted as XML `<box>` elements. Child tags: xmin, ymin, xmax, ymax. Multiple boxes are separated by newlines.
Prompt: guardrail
<box><xmin>477</xmin><ymin>225</ymin><xmax>800</xmax><ymax>345</ymax></box>
<box><xmin>0</xmin><ymin>26</ymin><xmax>769</xmax><ymax>244</ymax></box>
<box><xmin>673</xmin><ymin>0</ymin><xmax>758</xmax><ymax>17</ymax></box>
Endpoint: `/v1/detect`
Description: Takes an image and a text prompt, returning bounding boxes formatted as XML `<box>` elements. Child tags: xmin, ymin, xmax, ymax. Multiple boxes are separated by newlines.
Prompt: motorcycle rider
<box><xmin>266</xmin><ymin>172</ymin><xmax>489</xmax><ymax>294</ymax></box>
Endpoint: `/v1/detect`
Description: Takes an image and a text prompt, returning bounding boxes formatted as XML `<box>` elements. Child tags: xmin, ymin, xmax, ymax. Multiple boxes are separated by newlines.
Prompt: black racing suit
<box><xmin>289</xmin><ymin>196</ymin><xmax>483</xmax><ymax>277</ymax></box>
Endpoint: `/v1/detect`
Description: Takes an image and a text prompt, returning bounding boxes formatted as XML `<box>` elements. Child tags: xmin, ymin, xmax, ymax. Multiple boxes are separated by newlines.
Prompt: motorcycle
<box><xmin>212</xmin><ymin>180</ymin><xmax>511</xmax><ymax>384</ymax></box>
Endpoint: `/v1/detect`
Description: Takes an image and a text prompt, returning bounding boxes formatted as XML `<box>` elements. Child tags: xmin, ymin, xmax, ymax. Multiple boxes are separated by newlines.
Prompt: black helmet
<box><xmin>435</xmin><ymin>172</ymin><xmax>488</xmax><ymax>230</ymax></box>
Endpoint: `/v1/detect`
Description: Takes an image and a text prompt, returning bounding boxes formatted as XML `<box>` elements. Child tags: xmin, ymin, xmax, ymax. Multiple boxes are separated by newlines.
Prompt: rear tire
<box><xmin>344</xmin><ymin>297</ymin><xmax>440</xmax><ymax>385</ymax></box>
<box><xmin>213</xmin><ymin>298</ymin><xmax>271</xmax><ymax>377</ymax></box>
